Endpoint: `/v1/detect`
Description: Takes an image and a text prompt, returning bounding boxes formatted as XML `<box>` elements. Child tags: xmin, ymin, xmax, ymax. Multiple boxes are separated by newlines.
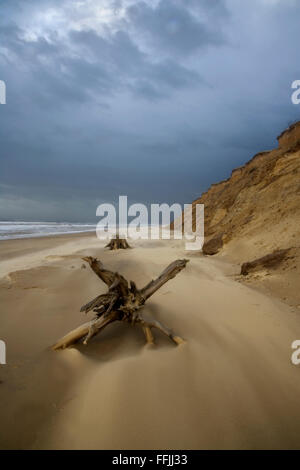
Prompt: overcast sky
<box><xmin>0</xmin><ymin>0</ymin><xmax>299</xmax><ymax>222</ymax></box>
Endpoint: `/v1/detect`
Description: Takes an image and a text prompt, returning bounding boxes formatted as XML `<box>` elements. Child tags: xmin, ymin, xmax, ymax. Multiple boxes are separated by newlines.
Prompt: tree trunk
<box><xmin>105</xmin><ymin>234</ymin><xmax>131</xmax><ymax>250</ymax></box>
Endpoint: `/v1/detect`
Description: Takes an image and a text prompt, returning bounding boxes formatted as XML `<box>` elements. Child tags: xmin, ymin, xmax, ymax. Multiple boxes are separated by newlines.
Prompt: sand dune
<box><xmin>1</xmin><ymin>233</ymin><xmax>300</xmax><ymax>449</ymax></box>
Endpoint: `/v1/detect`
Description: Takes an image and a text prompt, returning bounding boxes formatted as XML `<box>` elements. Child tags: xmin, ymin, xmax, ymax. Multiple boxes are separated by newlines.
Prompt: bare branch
<box><xmin>140</xmin><ymin>259</ymin><xmax>189</xmax><ymax>301</ymax></box>
<box><xmin>52</xmin><ymin>311</ymin><xmax>119</xmax><ymax>350</ymax></box>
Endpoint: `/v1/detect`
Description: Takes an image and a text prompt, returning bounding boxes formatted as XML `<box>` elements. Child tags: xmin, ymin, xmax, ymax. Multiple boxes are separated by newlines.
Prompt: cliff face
<box><xmin>188</xmin><ymin>121</ymin><xmax>300</xmax><ymax>305</ymax></box>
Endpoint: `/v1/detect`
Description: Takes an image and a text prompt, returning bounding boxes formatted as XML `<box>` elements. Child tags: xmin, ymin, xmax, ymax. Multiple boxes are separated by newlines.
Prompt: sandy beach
<box><xmin>1</xmin><ymin>232</ymin><xmax>300</xmax><ymax>449</ymax></box>
<box><xmin>1</xmin><ymin>0</ymin><xmax>300</xmax><ymax>455</ymax></box>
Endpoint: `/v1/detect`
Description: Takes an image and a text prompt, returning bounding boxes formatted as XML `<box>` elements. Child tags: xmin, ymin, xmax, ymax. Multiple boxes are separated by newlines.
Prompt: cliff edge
<box><xmin>185</xmin><ymin>120</ymin><xmax>300</xmax><ymax>305</ymax></box>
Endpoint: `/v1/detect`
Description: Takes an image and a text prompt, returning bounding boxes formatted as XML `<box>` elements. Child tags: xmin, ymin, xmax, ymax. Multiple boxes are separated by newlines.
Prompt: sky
<box><xmin>0</xmin><ymin>0</ymin><xmax>299</xmax><ymax>222</ymax></box>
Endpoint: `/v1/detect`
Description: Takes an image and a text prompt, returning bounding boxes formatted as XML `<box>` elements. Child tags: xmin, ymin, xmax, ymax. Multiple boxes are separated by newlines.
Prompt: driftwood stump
<box><xmin>105</xmin><ymin>234</ymin><xmax>130</xmax><ymax>250</ymax></box>
<box><xmin>52</xmin><ymin>257</ymin><xmax>189</xmax><ymax>350</ymax></box>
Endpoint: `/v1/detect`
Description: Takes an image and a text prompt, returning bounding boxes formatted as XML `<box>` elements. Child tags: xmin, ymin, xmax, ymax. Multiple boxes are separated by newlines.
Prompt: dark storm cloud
<box><xmin>70</xmin><ymin>28</ymin><xmax>201</xmax><ymax>100</ymax></box>
<box><xmin>0</xmin><ymin>17</ymin><xmax>202</xmax><ymax>107</ymax></box>
<box><xmin>0</xmin><ymin>0</ymin><xmax>299</xmax><ymax>222</ymax></box>
<box><xmin>127</xmin><ymin>0</ymin><xmax>226</xmax><ymax>56</ymax></box>
<box><xmin>185</xmin><ymin>0</ymin><xmax>229</xmax><ymax>16</ymax></box>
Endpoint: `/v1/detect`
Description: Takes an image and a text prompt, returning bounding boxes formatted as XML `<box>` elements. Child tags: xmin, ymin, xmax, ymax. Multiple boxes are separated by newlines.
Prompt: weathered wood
<box><xmin>142</xmin><ymin>325</ymin><xmax>155</xmax><ymax>345</ymax></box>
<box><xmin>105</xmin><ymin>234</ymin><xmax>131</xmax><ymax>250</ymax></box>
<box><xmin>82</xmin><ymin>257</ymin><xmax>120</xmax><ymax>287</ymax></box>
<box><xmin>140</xmin><ymin>259</ymin><xmax>188</xmax><ymax>301</ymax></box>
<box><xmin>241</xmin><ymin>248</ymin><xmax>291</xmax><ymax>275</ymax></box>
<box><xmin>52</xmin><ymin>311</ymin><xmax>119</xmax><ymax>350</ymax></box>
<box><xmin>52</xmin><ymin>257</ymin><xmax>189</xmax><ymax>351</ymax></box>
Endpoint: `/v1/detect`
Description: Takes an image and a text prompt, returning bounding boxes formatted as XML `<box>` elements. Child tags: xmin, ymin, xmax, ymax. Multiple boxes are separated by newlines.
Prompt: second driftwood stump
<box><xmin>53</xmin><ymin>257</ymin><xmax>188</xmax><ymax>350</ymax></box>
<box><xmin>105</xmin><ymin>234</ymin><xmax>130</xmax><ymax>250</ymax></box>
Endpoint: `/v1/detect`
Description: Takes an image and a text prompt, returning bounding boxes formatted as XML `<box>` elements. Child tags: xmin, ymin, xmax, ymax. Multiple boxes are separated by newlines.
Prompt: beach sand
<box><xmin>1</xmin><ymin>233</ymin><xmax>300</xmax><ymax>449</ymax></box>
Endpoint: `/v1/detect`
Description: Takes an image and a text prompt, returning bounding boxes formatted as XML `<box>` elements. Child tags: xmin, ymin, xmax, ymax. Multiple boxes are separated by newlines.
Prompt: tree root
<box><xmin>52</xmin><ymin>257</ymin><xmax>188</xmax><ymax>350</ymax></box>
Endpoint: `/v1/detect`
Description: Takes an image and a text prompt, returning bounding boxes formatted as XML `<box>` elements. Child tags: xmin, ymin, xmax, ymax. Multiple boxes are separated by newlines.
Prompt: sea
<box><xmin>0</xmin><ymin>221</ymin><xmax>96</xmax><ymax>240</ymax></box>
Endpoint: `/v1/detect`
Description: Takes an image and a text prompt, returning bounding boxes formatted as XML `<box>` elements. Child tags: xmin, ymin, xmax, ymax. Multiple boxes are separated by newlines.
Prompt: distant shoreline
<box><xmin>0</xmin><ymin>221</ymin><xmax>96</xmax><ymax>241</ymax></box>
<box><xmin>0</xmin><ymin>228</ymin><xmax>96</xmax><ymax>241</ymax></box>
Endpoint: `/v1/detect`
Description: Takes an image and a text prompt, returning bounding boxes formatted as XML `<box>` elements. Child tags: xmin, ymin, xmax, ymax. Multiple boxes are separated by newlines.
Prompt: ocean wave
<box><xmin>0</xmin><ymin>222</ymin><xmax>96</xmax><ymax>240</ymax></box>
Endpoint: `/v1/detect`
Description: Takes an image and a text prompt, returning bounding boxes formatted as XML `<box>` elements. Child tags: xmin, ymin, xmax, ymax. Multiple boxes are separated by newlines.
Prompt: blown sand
<box><xmin>0</xmin><ymin>233</ymin><xmax>300</xmax><ymax>449</ymax></box>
